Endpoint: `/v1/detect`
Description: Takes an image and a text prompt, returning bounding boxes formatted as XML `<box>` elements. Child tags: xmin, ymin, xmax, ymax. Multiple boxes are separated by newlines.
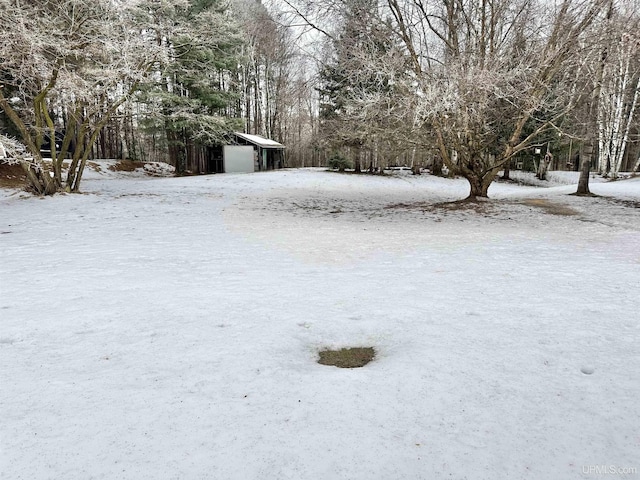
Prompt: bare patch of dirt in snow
<box><xmin>520</xmin><ymin>198</ymin><xmax>580</xmax><ymax>216</ymax></box>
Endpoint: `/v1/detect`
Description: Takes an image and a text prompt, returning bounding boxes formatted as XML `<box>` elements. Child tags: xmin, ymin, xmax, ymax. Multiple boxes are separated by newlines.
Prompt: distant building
<box><xmin>187</xmin><ymin>132</ymin><xmax>285</xmax><ymax>174</ymax></box>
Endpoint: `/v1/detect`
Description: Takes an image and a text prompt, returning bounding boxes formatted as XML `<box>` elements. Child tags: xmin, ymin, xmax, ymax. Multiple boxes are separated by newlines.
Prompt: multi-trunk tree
<box><xmin>385</xmin><ymin>0</ymin><xmax>607</xmax><ymax>198</ymax></box>
<box><xmin>0</xmin><ymin>0</ymin><xmax>154</xmax><ymax>194</ymax></box>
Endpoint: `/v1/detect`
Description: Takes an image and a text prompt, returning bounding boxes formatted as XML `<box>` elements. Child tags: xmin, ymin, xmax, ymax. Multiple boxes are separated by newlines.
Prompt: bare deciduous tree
<box><xmin>387</xmin><ymin>0</ymin><xmax>606</xmax><ymax>198</ymax></box>
<box><xmin>0</xmin><ymin>0</ymin><xmax>154</xmax><ymax>194</ymax></box>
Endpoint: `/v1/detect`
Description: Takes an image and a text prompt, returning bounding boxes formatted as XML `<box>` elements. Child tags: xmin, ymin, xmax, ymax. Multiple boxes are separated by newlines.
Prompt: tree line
<box><xmin>286</xmin><ymin>0</ymin><xmax>640</xmax><ymax>197</ymax></box>
<box><xmin>1</xmin><ymin>0</ymin><xmax>639</xmax><ymax>198</ymax></box>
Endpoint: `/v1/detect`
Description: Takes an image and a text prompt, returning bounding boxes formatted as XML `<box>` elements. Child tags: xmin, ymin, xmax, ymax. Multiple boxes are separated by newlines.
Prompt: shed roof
<box><xmin>233</xmin><ymin>132</ymin><xmax>285</xmax><ymax>149</ymax></box>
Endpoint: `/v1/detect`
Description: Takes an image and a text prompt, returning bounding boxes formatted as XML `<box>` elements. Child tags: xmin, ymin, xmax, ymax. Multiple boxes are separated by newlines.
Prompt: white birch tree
<box><xmin>595</xmin><ymin>7</ymin><xmax>640</xmax><ymax>178</ymax></box>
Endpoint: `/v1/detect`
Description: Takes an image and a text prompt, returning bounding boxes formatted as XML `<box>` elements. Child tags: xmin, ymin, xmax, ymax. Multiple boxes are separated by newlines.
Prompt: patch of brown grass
<box><xmin>0</xmin><ymin>163</ymin><xmax>27</xmax><ymax>189</ymax></box>
<box><xmin>318</xmin><ymin>347</ymin><xmax>376</xmax><ymax>368</ymax></box>
<box><xmin>432</xmin><ymin>198</ymin><xmax>493</xmax><ymax>214</ymax></box>
<box><xmin>108</xmin><ymin>160</ymin><xmax>142</xmax><ymax>172</ymax></box>
<box><xmin>522</xmin><ymin>198</ymin><xmax>579</xmax><ymax>216</ymax></box>
<box><xmin>386</xmin><ymin>198</ymin><xmax>494</xmax><ymax>215</ymax></box>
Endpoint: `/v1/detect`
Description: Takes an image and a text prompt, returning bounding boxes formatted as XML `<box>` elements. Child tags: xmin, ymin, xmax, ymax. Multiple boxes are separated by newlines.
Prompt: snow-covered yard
<box><xmin>1</xmin><ymin>167</ymin><xmax>639</xmax><ymax>479</ymax></box>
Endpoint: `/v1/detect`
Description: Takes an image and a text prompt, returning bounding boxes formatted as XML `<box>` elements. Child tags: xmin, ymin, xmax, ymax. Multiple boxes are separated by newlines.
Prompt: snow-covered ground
<box><xmin>1</xmin><ymin>167</ymin><xmax>639</xmax><ymax>480</ymax></box>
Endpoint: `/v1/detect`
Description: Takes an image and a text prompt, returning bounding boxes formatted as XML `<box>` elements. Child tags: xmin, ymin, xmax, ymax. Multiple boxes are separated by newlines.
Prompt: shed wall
<box><xmin>223</xmin><ymin>146</ymin><xmax>255</xmax><ymax>173</ymax></box>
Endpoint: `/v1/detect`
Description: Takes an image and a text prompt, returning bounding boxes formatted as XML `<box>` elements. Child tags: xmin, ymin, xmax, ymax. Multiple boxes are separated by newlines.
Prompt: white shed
<box><xmin>191</xmin><ymin>133</ymin><xmax>285</xmax><ymax>174</ymax></box>
<box><xmin>232</xmin><ymin>132</ymin><xmax>285</xmax><ymax>172</ymax></box>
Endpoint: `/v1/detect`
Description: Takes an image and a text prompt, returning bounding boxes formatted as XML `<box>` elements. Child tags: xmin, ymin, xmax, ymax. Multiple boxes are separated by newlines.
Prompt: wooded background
<box><xmin>1</xmin><ymin>0</ymin><xmax>638</xmax><ymax>195</ymax></box>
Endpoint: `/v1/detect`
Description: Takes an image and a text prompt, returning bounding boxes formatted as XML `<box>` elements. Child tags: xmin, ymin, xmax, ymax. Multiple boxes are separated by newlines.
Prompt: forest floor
<box><xmin>1</xmin><ymin>165</ymin><xmax>639</xmax><ymax>479</ymax></box>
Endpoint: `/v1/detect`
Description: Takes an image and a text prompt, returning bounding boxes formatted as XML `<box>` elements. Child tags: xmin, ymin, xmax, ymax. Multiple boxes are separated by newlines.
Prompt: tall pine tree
<box><xmin>137</xmin><ymin>0</ymin><xmax>244</xmax><ymax>173</ymax></box>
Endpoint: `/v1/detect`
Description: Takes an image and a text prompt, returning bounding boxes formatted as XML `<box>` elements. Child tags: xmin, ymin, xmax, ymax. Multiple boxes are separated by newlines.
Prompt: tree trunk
<box><xmin>536</xmin><ymin>151</ymin><xmax>553</xmax><ymax>180</ymax></box>
<box><xmin>354</xmin><ymin>145</ymin><xmax>362</xmax><ymax>173</ymax></box>
<box><xmin>431</xmin><ymin>155</ymin><xmax>443</xmax><ymax>176</ymax></box>
<box><xmin>502</xmin><ymin>159</ymin><xmax>511</xmax><ymax>180</ymax></box>
<box><xmin>576</xmin><ymin>144</ymin><xmax>592</xmax><ymax>195</ymax></box>
<box><xmin>166</xmin><ymin>125</ymin><xmax>183</xmax><ymax>175</ymax></box>
<box><xmin>466</xmin><ymin>174</ymin><xmax>490</xmax><ymax>199</ymax></box>
<box><xmin>21</xmin><ymin>160</ymin><xmax>57</xmax><ymax>195</ymax></box>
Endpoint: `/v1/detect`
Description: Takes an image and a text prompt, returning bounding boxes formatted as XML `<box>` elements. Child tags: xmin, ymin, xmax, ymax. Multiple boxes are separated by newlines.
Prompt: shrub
<box><xmin>327</xmin><ymin>154</ymin><xmax>352</xmax><ymax>172</ymax></box>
